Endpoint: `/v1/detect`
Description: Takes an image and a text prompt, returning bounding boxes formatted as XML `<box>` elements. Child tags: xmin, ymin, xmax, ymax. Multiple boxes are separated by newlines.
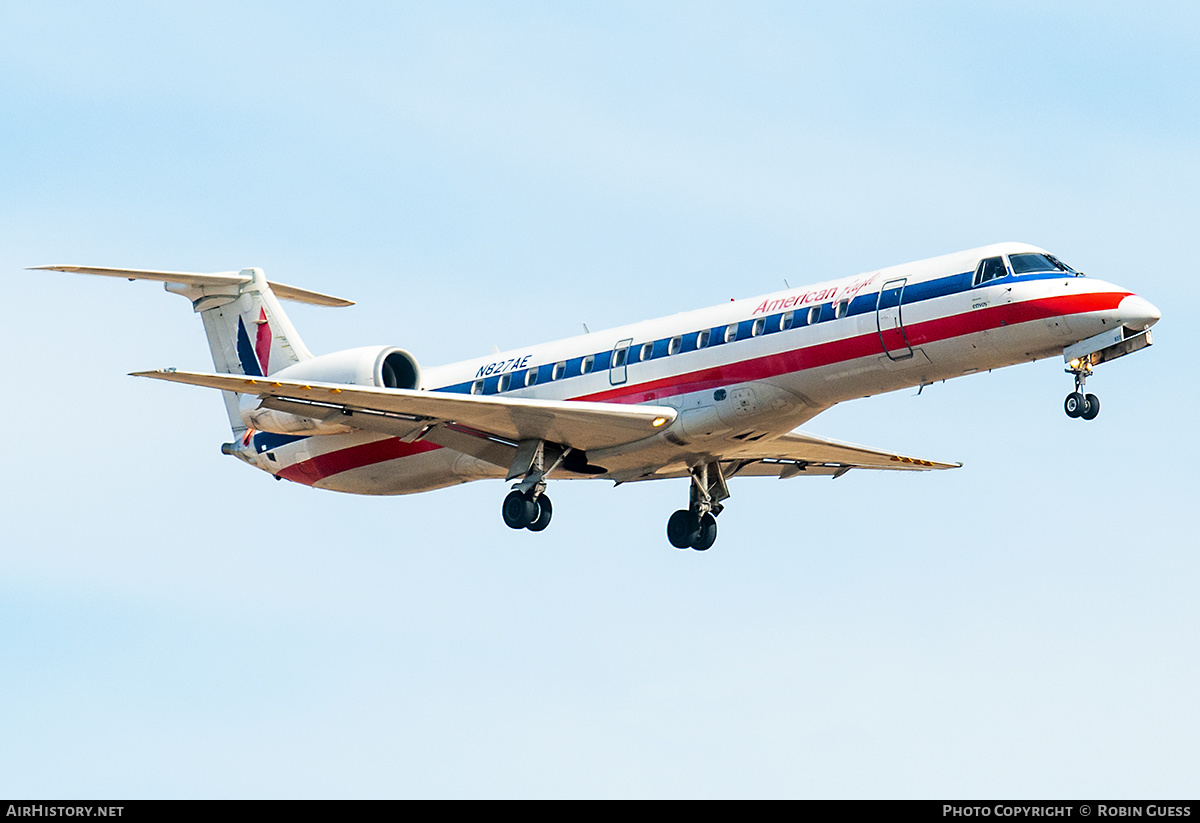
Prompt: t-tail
<box><xmin>29</xmin><ymin>264</ymin><xmax>353</xmax><ymax>434</ymax></box>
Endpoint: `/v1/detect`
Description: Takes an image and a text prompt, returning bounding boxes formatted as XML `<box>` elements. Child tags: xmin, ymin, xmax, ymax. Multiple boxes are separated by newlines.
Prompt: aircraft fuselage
<box><xmin>236</xmin><ymin>241</ymin><xmax>1158</xmax><ymax>495</ymax></box>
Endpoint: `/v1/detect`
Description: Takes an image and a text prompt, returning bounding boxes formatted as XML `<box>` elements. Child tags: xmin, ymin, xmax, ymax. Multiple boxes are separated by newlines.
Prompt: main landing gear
<box><xmin>1064</xmin><ymin>361</ymin><xmax>1100</xmax><ymax>421</ymax></box>
<box><xmin>667</xmin><ymin>461</ymin><xmax>729</xmax><ymax>551</ymax></box>
<box><xmin>501</xmin><ymin>439</ymin><xmax>561</xmax><ymax>533</ymax></box>
<box><xmin>503</xmin><ymin>489</ymin><xmax>552</xmax><ymax>531</ymax></box>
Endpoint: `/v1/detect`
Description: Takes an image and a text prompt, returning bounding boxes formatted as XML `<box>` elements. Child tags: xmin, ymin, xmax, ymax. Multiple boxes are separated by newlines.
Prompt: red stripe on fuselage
<box><xmin>277</xmin><ymin>437</ymin><xmax>441</xmax><ymax>486</ymax></box>
<box><xmin>575</xmin><ymin>291</ymin><xmax>1128</xmax><ymax>403</ymax></box>
<box><xmin>278</xmin><ymin>289</ymin><xmax>1127</xmax><ymax>483</ymax></box>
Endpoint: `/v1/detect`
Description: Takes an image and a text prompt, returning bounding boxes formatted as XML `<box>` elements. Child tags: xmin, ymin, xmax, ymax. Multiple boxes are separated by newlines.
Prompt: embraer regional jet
<box><xmin>37</xmin><ymin>242</ymin><xmax>1159</xmax><ymax>550</ymax></box>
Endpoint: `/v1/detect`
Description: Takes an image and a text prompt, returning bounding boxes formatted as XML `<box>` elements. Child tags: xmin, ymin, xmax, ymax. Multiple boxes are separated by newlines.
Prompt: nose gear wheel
<box><xmin>1064</xmin><ymin>361</ymin><xmax>1101</xmax><ymax>421</ymax></box>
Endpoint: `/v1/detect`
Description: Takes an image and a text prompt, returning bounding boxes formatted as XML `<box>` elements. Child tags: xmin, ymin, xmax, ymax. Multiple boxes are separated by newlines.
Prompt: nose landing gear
<box><xmin>1064</xmin><ymin>391</ymin><xmax>1099</xmax><ymax>420</ymax></box>
<box><xmin>1060</xmin><ymin>324</ymin><xmax>1158</xmax><ymax>422</ymax></box>
<box><xmin>1064</xmin><ymin>361</ymin><xmax>1100</xmax><ymax>421</ymax></box>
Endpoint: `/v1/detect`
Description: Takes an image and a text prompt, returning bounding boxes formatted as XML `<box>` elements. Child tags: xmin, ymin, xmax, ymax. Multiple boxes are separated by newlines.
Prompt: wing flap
<box><xmin>742</xmin><ymin>429</ymin><xmax>962</xmax><ymax>472</ymax></box>
<box><xmin>611</xmin><ymin>430</ymin><xmax>959</xmax><ymax>484</ymax></box>
<box><xmin>132</xmin><ymin>369</ymin><xmax>676</xmax><ymax>452</ymax></box>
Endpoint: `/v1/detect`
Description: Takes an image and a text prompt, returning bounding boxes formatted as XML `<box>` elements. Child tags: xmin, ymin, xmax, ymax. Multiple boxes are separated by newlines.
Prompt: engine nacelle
<box><xmin>269</xmin><ymin>346</ymin><xmax>421</xmax><ymax>390</ymax></box>
<box><xmin>239</xmin><ymin>346</ymin><xmax>421</xmax><ymax>435</ymax></box>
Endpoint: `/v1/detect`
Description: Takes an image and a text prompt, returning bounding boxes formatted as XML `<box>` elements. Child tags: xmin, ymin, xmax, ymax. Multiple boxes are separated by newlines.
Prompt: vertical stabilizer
<box><xmin>30</xmin><ymin>264</ymin><xmax>353</xmax><ymax>436</ymax></box>
<box><xmin>167</xmin><ymin>269</ymin><xmax>313</xmax><ymax>433</ymax></box>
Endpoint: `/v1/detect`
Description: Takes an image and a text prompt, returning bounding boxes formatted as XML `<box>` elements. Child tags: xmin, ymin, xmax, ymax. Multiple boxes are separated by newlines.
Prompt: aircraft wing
<box><xmin>609</xmin><ymin>429</ymin><xmax>960</xmax><ymax>483</ymax></box>
<box><xmin>712</xmin><ymin>429</ymin><xmax>960</xmax><ymax>479</ymax></box>
<box><xmin>132</xmin><ymin>370</ymin><xmax>953</xmax><ymax>479</ymax></box>
<box><xmin>132</xmin><ymin>369</ymin><xmax>676</xmax><ymax>457</ymax></box>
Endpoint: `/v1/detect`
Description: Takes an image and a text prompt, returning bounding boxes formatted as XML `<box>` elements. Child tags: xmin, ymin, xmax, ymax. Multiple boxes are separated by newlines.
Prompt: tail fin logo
<box><xmin>236</xmin><ymin>310</ymin><xmax>272</xmax><ymax>376</ymax></box>
<box><xmin>254</xmin><ymin>308</ymin><xmax>272</xmax><ymax>375</ymax></box>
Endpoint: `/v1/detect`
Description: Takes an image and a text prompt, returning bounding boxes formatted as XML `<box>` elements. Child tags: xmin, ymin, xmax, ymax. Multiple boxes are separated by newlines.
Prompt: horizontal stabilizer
<box><xmin>29</xmin><ymin>265</ymin><xmax>353</xmax><ymax>307</ymax></box>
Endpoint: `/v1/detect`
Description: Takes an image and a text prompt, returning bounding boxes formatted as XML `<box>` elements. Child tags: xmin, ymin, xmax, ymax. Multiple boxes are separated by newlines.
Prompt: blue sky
<box><xmin>2</xmin><ymin>1</ymin><xmax>1197</xmax><ymax>798</ymax></box>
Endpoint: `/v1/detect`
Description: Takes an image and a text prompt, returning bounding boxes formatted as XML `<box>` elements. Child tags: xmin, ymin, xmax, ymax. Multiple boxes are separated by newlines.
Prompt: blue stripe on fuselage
<box><xmin>252</xmin><ymin>431</ymin><xmax>308</xmax><ymax>453</ymax></box>
<box><xmin>430</xmin><ymin>269</ymin><xmax>1076</xmax><ymax>395</ymax></box>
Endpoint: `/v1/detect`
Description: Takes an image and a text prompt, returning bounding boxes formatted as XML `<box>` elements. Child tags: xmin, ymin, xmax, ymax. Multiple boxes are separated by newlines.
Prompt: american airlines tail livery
<box><xmin>36</xmin><ymin>242</ymin><xmax>1159</xmax><ymax>550</ymax></box>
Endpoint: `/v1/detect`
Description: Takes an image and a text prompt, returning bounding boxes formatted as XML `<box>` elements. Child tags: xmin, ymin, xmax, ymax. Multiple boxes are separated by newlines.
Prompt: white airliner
<box><xmin>36</xmin><ymin>241</ymin><xmax>1159</xmax><ymax>550</ymax></box>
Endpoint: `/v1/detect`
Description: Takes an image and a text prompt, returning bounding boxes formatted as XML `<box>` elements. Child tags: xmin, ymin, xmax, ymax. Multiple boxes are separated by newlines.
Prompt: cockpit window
<box><xmin>973</xmin><ymin>256</ymin><xmax>1008</xmax><ymax>286</ymax></box>
<box><xmin>1010</xmin><ymin>252</ymin><xmax>1074</xmax><ymax>275</ymax></box>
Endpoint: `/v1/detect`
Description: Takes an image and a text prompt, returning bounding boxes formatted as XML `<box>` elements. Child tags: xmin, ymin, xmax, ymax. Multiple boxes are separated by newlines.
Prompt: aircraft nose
<box><xmin>1118</xmin><ymin>294</ymin><xmax>1161</xmax><ymax>330</ymax></box>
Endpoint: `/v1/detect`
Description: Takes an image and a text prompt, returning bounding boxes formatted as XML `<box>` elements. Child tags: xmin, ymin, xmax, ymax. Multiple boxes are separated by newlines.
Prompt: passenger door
<box><xmin>876</xmin><ymin>278</ymin><xmax>914</xmax><ymax>361</ymax></box>
<box><xmin>609</xmin><ymin>338</ymin><xmax>633</xmax><ymax>385</ymax></box>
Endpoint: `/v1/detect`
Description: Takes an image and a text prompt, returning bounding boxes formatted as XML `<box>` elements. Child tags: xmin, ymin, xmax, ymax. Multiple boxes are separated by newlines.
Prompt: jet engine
<box><xmin>239</xmin><ymin>346</ymin><xmax>420</xmax><ymax>435</ymax></box>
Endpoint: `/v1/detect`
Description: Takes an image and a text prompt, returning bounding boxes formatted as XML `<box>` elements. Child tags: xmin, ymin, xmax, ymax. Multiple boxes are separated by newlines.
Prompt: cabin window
<box><xmin>551</xmin><ymin>362</ymin><xmax>566</xmax><ymax>380</ymax></box>
<box><xmin>668</xmin><ymin>336</ymin><xmax>682</xmax><ymax>355</ymax></box>
<box><xmin>724</xmin><ymin>325</ymin><xmax>737</xmax><ymax>344</ymax></box>
<box><xmin>780</xmin><ymin>311</ymin><xmax>794</xmax><ymax>331</ymax></box>
<box><xmin>524</xmin><ymin>369</ymin><xmax>538</xmax><ymax>387</ymax></box>
<box><xmin>807</xmin><ymin>305</ymin><xmax>821</xmax><ymax>325</ymax></box>
<box><xmin>697</xmin><ymin>329</ymin><xmax>711</xmax><ymax>348</ymax></box>
<box><xmin>751</xmin><ymin>318</ymin><xmax>765</xmax><ymax>337</ymax></box>
<box><xmin>612</xmin><ymin>348</ymin><xmax>627</xmax><ymax>368</ymax></box>
<box><xmin>639</xmin><ymin>342</ymin><xmax>654</xmax><ymax>362</ymax></box>
<box><xmin>471</xmin><ymin>380</ymin><xmax>483</xmax><ymax>395</ymax></box>
<box><xmin>498</xmin><ymin>373</ymin><xmax>512</xmax><ymax>392</ymax></box>
<box><xmin>581</xmin><ymin>355</ymin><xmax>595</xmax><ymax>374</ymax></box>
<box><xmin>973</xmin><ymin>256</ymin><xmax>1008</xmax><ymax>286</ymax></box>
<box><xmin>835</xmin><ymin>299</ymin><xmax>850</xmax><ymax>319</ymax></box>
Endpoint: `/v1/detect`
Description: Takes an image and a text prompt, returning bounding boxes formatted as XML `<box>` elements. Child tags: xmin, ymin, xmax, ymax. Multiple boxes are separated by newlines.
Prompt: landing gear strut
<box><xmin>667</xmin><ymin>461</ymin><xmax>729</xmax><ymax>551</ymax></box>
<box><xmin>501</xmin><ymin>439</ymin><xmax>562</xmax><ymax>532</ymax></box>
<box><xmin>1064</xmin><ymin>361</ymin><xmax>1100</xmax><ymax>421</ymax></box>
